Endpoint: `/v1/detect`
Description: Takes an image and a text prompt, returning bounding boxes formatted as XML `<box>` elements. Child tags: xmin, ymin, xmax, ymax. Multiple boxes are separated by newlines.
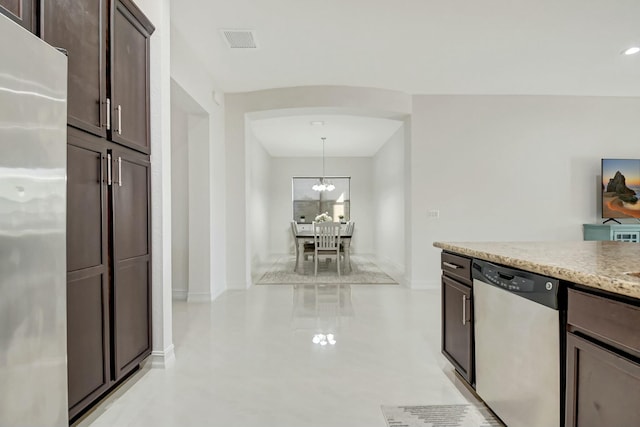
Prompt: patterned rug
<box><xmin>381</xmin><ymin>404</ymin><xmax>503</xmax><ymax>426</ymax></box>
<box><xmin>256</xmin><ymin>255</ymin><xmax>398</xmax><ymax>285</ymax></box>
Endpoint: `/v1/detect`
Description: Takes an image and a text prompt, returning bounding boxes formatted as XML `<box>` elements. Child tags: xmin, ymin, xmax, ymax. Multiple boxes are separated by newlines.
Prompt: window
<box><xmin>292</xmin><ymin>177</ymin><xmax>351</xmax><ymax>223</ymax></box>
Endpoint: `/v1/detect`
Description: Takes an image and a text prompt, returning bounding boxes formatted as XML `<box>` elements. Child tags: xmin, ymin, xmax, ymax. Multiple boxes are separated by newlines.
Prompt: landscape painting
<box><xmin>602</xmin><ymin>159</ymin><xmax>640</xmax><ymax>219</ymax></box>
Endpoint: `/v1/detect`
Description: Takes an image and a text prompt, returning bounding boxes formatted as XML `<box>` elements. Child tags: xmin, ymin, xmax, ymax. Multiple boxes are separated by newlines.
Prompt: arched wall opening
<box><xmin>224</xmin><ymin>86</ymin><xmax>413</xmax><ymax>289</ymax></box>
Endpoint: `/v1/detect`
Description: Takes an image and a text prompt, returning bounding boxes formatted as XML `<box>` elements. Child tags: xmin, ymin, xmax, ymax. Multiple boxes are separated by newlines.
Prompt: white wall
<box><xmin>373</xmin><ymin>126</ymin><xmax>405</xmax><ymax>274</ymax></box>
<box><xmin>246</xmin><ymin>125</ymin><xmax>273</xmax><ymax>281</ymax></box>
<box><xmin>170</xmin><ymin>104</ymin><xmax>188</xmax><ymax>300</ymax></box>
<box><xmin>410</xmin><ymin>95</ymin><xmax>640</xmax><ymax>289</ymax></box>
<box><xmin>187</xmin><ymin>115</ymin><xmax>212</xmax><ymax>301</ymax></box>
<box><xmin>269</xmin><ymin>157</ymin><xmax>374</xmax><ymax>256</ymax></box>
<box><xmin>134</xmin><ymin>0</ymin><xmax>174</xmax><ymax>368</ymax></box>
<box><xmin>171</xmin><ymin>27</ymin><xmax>227</xmax><ymax>301</ymax></box>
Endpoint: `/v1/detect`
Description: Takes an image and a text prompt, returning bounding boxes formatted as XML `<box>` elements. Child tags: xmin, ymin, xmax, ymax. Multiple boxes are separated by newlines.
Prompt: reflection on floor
<box><xmin>76</xmin><ymin>285</ymin><xmax>485</xmax><ymax>427</ymax></box>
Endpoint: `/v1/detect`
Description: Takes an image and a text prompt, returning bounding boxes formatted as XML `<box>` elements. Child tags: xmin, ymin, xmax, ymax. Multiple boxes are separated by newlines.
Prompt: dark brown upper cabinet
<box><xmin>110</xmin><ymin>0</ymin><xmax>154</xmax><ymax>154</ymax></box>
<box><xmin>0</xmin><ymin>0</ymin><xmax>36</xmax><ymax>33</ymax></box>
<box><xmin>41</xmin><ymin>0</ymin><xmax>108</xmax><ymax>138</ymax></box>
<box><xmin>41</xmin><ymin>0</ymin><xmax>154</xmax><ymax>153</ymax></box>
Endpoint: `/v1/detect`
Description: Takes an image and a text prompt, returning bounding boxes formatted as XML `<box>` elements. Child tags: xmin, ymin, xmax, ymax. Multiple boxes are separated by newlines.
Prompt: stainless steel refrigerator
<box><xmin>0</xmin><ymin>14</ymin><xmax>68</xmax><ymax>427</ymax></box>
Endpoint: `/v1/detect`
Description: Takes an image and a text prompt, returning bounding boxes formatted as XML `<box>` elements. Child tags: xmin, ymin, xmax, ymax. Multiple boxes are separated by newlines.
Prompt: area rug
<box><xmin>381</xmin><ymin>404</ymin><xmax>503</xmax><ymax>427</ymax></box>
<box><xmin>256</xmin><ymin>255</ymin><xmax>398</xmax><ymax>285</ymax></box>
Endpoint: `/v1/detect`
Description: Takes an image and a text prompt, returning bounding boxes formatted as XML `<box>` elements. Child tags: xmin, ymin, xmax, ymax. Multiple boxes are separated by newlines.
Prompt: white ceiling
<box><xmin>170</xmin><ymin>0</ymin><xmax>640</xmax><ymax>96</ymax></box>
<box><xmin>170</xmin><ymin>1</ymin><xmax>640</xmax><ymax>157</ymax></box>
<box><xmin>249</xmin><ymin>114</ymin><xmax>404</xmax><ymax>157</ymax></box>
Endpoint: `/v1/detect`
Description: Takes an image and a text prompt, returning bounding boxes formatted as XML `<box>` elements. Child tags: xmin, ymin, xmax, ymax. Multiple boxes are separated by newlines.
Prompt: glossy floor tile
<box><xmin>76</xmin><ymin>285</ymin><xmax>483</xmax><ymax>427</ymax></box>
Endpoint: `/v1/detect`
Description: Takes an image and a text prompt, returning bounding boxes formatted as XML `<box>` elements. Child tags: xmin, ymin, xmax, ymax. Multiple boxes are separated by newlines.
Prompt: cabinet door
<box><xmin>110</xmin><ymin>0</ymin><xmax>154</xmax><ymax>153</ymax></box>
<box><xmin>442</xmin><ymin>275</ymin><xmax>474</xmax><ymax>384</ymax></box>
<box><xmin>66</xmin><ymin>128</ymin><xmax>111</xmax><ymax>418</ymax></box>
<box><xmin>566</xmin><ymin>333</ymin><xmax>640</xmax><ymax>427</ymax></box>
<box><xmin>111</xmin><ymin>146</ymin><xmax>151</xmax><ymax>379</ymax></box>
<box><xmin>0</xmin><ymin>0</ymin><xmax>35</xmax><ymax>33</ymax></box>
<box><xmin>41</xmin><ymin>0</ymin><xmax>108</xmax><ymax>138</ymax></box>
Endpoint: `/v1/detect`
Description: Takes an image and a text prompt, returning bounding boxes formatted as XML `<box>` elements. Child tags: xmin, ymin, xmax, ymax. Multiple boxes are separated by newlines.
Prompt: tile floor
<box><xmin>76</xmin><ymin>284</ymin><xmax>483</xmax><ymax>427</ymax></box>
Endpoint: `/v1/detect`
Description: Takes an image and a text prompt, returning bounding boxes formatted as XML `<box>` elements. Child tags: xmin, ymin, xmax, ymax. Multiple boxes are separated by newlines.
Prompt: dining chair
<box><xmin>313</xmin><ymin>222</ymin><xmax>342</xmax><ymax>276</ymax></box>
<box><xmin>341</xmin><ymin>221</ymin><xmax>355</xmax><ymax>271</ymax></box>
<box><xmin>291</xmin><ymin>221</ymin><xmax>314</xmax><ymax>272</ymax></box>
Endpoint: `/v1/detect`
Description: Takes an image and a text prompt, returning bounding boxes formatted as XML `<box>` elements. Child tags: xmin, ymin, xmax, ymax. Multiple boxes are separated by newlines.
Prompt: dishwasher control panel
<box><xmin>482</xmin><ymin>266</ymin><xmax>535</xmax><ymax>292</ymax></box>
<box><xmin>472</xmin><ymin>259</ymin><xmax>560</xmax><ymax>309</ymax></box>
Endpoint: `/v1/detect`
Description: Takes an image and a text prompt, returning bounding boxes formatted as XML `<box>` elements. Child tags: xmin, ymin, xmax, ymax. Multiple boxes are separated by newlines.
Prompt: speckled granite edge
<box><xmin>434</xmin><ymin>241</ymin><xmax>640</xmax><ymax>300</ymax></box>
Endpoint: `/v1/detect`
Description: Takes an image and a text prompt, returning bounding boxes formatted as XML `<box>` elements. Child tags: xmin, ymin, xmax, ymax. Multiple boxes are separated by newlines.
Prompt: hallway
<box><xmin>77</xmin><ymin>286</ymin><xmax>483</xmax><ymax>426</ymax></box>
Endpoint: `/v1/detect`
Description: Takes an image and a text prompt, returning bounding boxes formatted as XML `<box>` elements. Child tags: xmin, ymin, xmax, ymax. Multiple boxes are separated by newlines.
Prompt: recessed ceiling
<box><xmin>171</xmin><ymin>0</ymin><xmax>640</xmax><ymax>96</ymax></box>
<box><xmin>250</xmin><ymin>115</ymin><xmax>404</xmax><ymax>157</ymax></box>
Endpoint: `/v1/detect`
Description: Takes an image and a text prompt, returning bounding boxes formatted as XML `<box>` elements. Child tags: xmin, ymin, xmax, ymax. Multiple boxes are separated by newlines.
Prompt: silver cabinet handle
<box><xmin>117</xmin><ymin>105</ymin><xmax>122</xmax><ymax>135</ymax></box>
<box><xmin>462</xmin><ymin>295</ymin><xmax>467</xmax><ymax>325</ymax></box>
<box><xmin>107</xmin><ymin>153</ymin><xmax>112</xmax><ymax>185</ymax></box>
<box><xmin>105</xmin><ymin>98</ymin><xmax>111</xmax><ymax>130</ymax></box>
<box><xmin>443</xmin><ymin>261</ymin><xmax>460</xmax><ymax>270</ymax></box>
<box><xmin>118</xmin><ymin>157</ymin><xmax>122</xmax><ymax>187</ymax></box>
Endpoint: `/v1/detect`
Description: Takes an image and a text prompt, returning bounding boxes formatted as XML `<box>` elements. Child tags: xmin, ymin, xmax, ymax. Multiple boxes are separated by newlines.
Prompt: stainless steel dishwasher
<box><xmin>472</xmin><ymin>259</ymin><xmax>563</xmax><ymax>427</ymax></box>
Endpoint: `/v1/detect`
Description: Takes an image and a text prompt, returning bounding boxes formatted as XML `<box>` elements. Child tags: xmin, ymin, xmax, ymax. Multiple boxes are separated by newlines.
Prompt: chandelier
<box><xmin>312</xmin><ymin>137</ymin><xmax>335</xmax><ymax>192</ymax></box>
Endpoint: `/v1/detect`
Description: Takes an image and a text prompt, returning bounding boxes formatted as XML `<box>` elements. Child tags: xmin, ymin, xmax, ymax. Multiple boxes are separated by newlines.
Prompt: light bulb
<box><xmin>312</xmin><ymin>335</ymin><xmax>321</xmax><ymax>344</ymax></box>
<box><xmin>623</xmin><ymin>47</ymin><xmax>640</xmax><ymax>55</ymax></box>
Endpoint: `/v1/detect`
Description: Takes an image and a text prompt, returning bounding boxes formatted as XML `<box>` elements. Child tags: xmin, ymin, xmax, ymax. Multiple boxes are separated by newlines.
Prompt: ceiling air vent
<box><xmin>220</xmin><ymin>30</ymin><xmax>258</xmax><ymax>49</ymax></box>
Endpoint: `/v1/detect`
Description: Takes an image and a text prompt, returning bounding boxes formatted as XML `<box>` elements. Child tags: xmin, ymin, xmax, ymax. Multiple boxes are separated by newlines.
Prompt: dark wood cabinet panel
<box><xmin>66</xmin><ymin>128</ymin><xmax>111</xmax><ymax>419</ymax></box>
<box><xmin>67</xmin><ymin>134</ymin><xmax>106</xmax><ymax>272</ymax></box>
<box><xmin>113</xmin><ymin>259</ymin><xmax>150</xmax><ymax>378</ymax></box>
<box><xmin>111</xmin><ymin>147</ymin><xmax>151</xmax><ymax>379</ymax></box>
<box><xmin>41</xmin><ymin>0</ymin><xmax>107</xmax><ymax>137</ymax></box>
<box><xmin>565</xmin><ymin>333</ymin><xmax>640</xmax><ymax>427</ymax></box>
<box><xmin>67</xmin><ymin>272</ymin><xmax>110</xmax><ymax>417</ymax></box>
<box><xmin>441</xmin><ymin>252</ymin><xmax>472</xmax><ymax>286</ymax></box>
<box><xmin>441</xmin><ymin>275</ymin><xmax>474</xmax><ymax>384</ymax></box>
<box><xmin>568</xmin><ymin>288</ymin><xmax>640</xmax><ymax>358</ymax></box>
<box><xmin>110</xmin><ymin>0</ymin><xmax>154</xmax><ymax>153</ymax></box>
<box><xmin>0</xmin><ymin>0</ymin><xmax>36</xmax><ymax>33</ymax></box>
<box><xmin>113</xmin><ymin>154</ymin><xmax>149</xmax><ymax>259</ymax></box>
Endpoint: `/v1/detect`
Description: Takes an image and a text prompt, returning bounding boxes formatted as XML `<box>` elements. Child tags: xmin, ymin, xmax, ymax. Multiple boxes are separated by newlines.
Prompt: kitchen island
<box><xmin>433</xmin><ymin>240</ymin><xmax>640</xmax><ymax>427</ymax></box>
<box><xmin>433</xmin><ymin>240</ymin><xmax>640</xmax><ymax>298</ymax></box>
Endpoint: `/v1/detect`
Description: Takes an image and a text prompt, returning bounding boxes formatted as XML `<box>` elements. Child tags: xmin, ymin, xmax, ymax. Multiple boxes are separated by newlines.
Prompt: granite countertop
<box><xmin>433</xmin><ymin>241</ymin><xmax>640</xmax><ymax>299</ymax></box>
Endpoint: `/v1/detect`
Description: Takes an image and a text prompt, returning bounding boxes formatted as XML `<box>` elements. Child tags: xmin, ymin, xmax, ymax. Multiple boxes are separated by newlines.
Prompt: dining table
<box><xmin>294</xmin><ymin>229</ymin><xmax>353</xmax><ymax>275</ymax></box>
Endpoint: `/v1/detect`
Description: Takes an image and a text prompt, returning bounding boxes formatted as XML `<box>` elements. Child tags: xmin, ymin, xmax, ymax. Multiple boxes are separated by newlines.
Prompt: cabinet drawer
<box><xmin>441</xmin><ymin>252</ymin><xmax>472</xmax><ymax>285</ymax></box>
<box><xmin>568</xmin><ymin>289</ymin><xmax>640</xmax><ymax>358</ymax></box>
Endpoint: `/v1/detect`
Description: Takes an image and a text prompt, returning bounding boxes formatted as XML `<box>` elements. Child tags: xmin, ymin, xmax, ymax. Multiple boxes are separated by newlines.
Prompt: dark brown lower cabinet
<box><xmin>0</xmin><ymin>0</ymin><xmax>36</xmax><ymax>33</ymax></box>
<box><xmin>565</xmin><ymin>288</ymin><xmax>640</xmax><ymax>426</ymax></box>
<box><xmin>441</xmin><ymin>275</ymin><xmax>474</xmax><ymax>384</ymax></box>
<box><xmin>66</xmin><ymin>128</ymin><xmax>151</xmax><ymax>419</ymax></box>
<box><xmin>111</xmin><ymin>147</ymin><xmax>151</xmax><ymax>379</ymax></box>
<box><xmin>66</xmin><ymin>129</ymin><xmax>110</xmax><ymax>419</ymax></box>
<box><xmin>565</xmin><ymin>333</ymin><xmax>640</xmax><ymax>427</ymax></box>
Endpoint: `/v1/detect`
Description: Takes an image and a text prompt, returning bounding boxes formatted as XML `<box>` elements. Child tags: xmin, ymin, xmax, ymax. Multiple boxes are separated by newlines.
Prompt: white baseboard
<box><xmin>187</xmin><ymin>292</ymin><xmax>212</xmax><ymax>302</ymax></box>
<box><xmin>149</xmin><ymin>344</ymin><xmax>176</xmax><ymax>369</ymax></box>
<box><xmin>172</xmin><ymin>289</ymin><xmax>188</xmax><ymax>301</ymax></box>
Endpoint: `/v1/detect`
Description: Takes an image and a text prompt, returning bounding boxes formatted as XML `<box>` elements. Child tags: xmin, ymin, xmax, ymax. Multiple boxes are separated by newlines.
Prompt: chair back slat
<box><xmin>313</xmin><ymin>222</ymin><xmax>341</xmax><ymax>250</ymax></box>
